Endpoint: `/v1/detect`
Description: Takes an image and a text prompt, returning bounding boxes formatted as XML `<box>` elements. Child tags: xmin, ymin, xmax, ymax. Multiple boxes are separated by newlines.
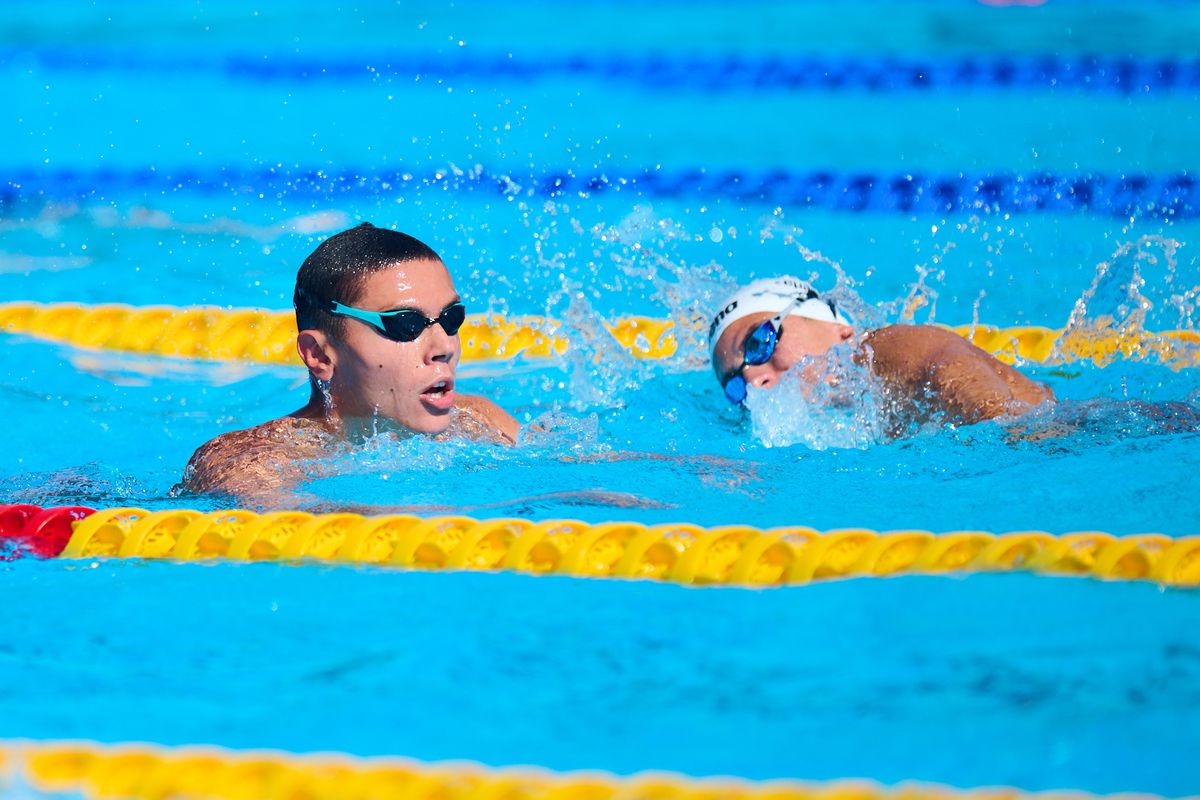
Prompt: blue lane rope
<box><xmin>3</xmin><ymin>166</ymin><xmax>1197</xmax><ymax>219</ymax></box>
<box><xmin>4</xmin><ymin>48</ymin><xmax>1200</xmax><ymax>94</ymax></box>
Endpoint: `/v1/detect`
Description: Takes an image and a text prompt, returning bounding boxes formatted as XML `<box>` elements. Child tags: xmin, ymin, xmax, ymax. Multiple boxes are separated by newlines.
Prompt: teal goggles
<box><xmin>328</xmin><ymin>300</ymin><xmax>467</xmax><ymax>342</ymax></box>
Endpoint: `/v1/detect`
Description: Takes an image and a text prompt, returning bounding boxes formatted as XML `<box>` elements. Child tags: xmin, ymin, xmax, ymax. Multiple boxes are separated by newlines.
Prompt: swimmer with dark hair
<box><xmin>182</xmin><ymin>223</ymin><xmax>518</xmax><ymax>498</ymax></box>
<box><xmin>709</xmin><ymin>277</ymin><xmax>1055</xmax><ymax>426</ymax></box>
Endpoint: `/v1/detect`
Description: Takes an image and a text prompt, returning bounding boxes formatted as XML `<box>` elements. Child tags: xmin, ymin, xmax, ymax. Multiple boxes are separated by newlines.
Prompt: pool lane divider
<box><xmin>9</xmin><ymin>47</ymin><xmax>1200</xmax><ymax>95</ymax></box>
<box><xmin>2</xmin><ymin>505</ymin><xmax>1197</xmax><ymax>587</ymax></box>
<box><xmin>1</xmin><ymin>302</ymin><xmax>1197</xmax><ymax>368</ymax></box>
<box><xmin>0</xmin><ymin>740</ymin><xmax>1176</xmax><ymax>800</ymax></box>
<box><xmin>3</xmin><ymin>166</ymin><xmax>1199</xmax><ymax>219</ymax></box>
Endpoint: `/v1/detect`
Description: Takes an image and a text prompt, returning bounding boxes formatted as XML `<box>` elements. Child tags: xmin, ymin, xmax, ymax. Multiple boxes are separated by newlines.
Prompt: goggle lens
<box><xmin>723</xmin><ymin>374</ymin><xmax>748</xmax><ymax>405</ymax></box>
<box><xmin>742</xmin><ymin>321</ymin><xmax>778</xmax><ymax>366</ymax></box>
<box><xmin>721</xmin><ymin>319</ymin><xmax>781</xmax><ymax>406</ymax></box>
<box><xmin>379</xmin><ymin>302</ymin><xmax>467</xmax><ymax>342</ymax></box>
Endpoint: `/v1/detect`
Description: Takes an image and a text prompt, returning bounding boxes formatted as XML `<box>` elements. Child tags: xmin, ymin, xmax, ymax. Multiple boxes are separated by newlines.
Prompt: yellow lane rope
<box><xmin>1</xmin><ymin>301</ymin><xmax>1196</xmax><ymax>366</ymax></box>
<box><xmin>52</xmin><ymin>508</ymin><xmax>1200</xmax><ymax>587</ymax></box>
<box><xmin>0</xmin><ymin>740</ymin><xmax>1178</xmax><ymax>800</ymax></box>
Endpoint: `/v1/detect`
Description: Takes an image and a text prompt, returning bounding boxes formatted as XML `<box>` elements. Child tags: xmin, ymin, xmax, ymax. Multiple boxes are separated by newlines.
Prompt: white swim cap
<box><xmin>707</xmin><ymin>276</ymin><xmax>851</xmax><ymax>356</ymax></box>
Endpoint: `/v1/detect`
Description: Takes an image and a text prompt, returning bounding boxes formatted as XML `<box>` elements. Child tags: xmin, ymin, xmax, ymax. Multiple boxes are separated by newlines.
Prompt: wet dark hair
<box><xmin>293</xmin><ymin>222</ymin><xmax>442</xmax><ymax>338</ymax></box>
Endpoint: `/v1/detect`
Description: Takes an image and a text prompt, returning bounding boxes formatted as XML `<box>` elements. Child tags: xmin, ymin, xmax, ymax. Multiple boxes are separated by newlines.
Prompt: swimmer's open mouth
<box><xmin>420</xmin><ymin>378</ymin><xmax>456</xmax><ymax>413</ymax></box>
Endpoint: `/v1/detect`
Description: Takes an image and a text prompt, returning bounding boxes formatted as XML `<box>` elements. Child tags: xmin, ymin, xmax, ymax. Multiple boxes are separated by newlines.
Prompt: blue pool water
<box><xmin>3</xmin><ymin>563</ymin><xmax>1199</xmax><ymax>794</ymax></box>
<box><xmin>1</xmin><ymin>1</ymin><xmax>1199</xmax><ymax>797</ymax></box>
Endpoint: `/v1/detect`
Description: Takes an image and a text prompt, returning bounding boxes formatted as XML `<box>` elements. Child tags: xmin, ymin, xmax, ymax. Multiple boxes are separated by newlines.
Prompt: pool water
<box><xmin>3</xmin><ymin>563</ymin><xmax>1199</xmax><ymax>793</ymax></box>
<box><xmin>1</xmin><ymin>1</ymin><xmax>1199</xmax><ymax>797</ymax></box>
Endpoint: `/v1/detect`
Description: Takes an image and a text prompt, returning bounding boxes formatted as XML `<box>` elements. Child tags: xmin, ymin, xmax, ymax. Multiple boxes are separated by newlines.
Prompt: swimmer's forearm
<box><xmin>313</xmin><ymin>489</ymin><xmax>670</xmax><ymax>516</ymax></box>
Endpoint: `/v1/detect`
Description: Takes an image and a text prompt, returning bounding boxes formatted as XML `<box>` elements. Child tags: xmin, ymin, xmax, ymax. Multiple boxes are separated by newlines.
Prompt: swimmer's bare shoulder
<box><xmin>180</xmin><ymin>415</ymin><xmax>334</xmax><ymax>496</ymax></box>
<box><xmin>860</xmin><ymin>324</ymin><xmax>949</xmax><ymax>383</ymax></box>
<box><xmin>863</xmin><ymin>324</ymin><xmax>1054</xmax><ymax>422</ymax></box>
<box><xmin>449</xmin><ymin>393</ymin><xmax>520</xmax><ymax>445</ymax></box>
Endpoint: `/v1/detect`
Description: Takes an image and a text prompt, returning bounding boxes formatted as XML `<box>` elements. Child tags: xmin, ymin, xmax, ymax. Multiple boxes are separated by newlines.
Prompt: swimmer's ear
<box><xmin>296</xmin><ymin>329</ymin><xmax>337</xmax><ymax>381</ymax></box>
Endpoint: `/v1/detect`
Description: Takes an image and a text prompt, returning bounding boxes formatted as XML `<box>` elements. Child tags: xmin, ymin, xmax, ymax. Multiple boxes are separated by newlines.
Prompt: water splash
<box><xmin>1056</xmin><ymin>235</ymin><xmax>1198</xmax><ymax>367</ymax></box>
<box><xmin>595</xmin><ymin>206</ymin><xmax>734</xmax><ymax>373</ymax></box>
<box><xmin>878</xmin><ymin>259</ymin><xmax>943</xmax><ymax>326</ymax></box>
<box><xmin>744</xmin><ymin>343</ymin><xmax>888</xmax><ymax>450</ymax></box>
<box><xmin>498</xmin><ymin>199</ymin><xmax>617</xmax><ymax>409</ymax></box>
<box><xmin>520</xmin><ymin>204</ymin><xmax>909</xmax><ymax>414</ymax></box>
<box><xmin>0</xmin><ymin>462</ymin><xmax>154</xmax><ymax>507</ymax></box>
<box><xmin>546</xmin><ymin>286</ymin><xmax>649</xmax><ymax>410</ymax></box>
<box><xmin>526</xmin><ymin>204</ymin><xmax>719</xmax><ymax>409</ymax></box>
<box><xmin>759</xmin><ymin>214</ymin><xmax>889</xmax><ymax>329</ymax></box>
<box><xmin>518</xmin><ymin>409</ymin><xmax>605</xmax><ymax>453</ymax></box>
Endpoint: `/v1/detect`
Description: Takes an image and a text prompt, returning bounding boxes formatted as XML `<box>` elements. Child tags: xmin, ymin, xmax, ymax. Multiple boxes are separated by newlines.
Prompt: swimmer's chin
<box><xmin>403</xmin><ymin>410</ymin><xmax>455</xmax><ymax>435</ymax></box>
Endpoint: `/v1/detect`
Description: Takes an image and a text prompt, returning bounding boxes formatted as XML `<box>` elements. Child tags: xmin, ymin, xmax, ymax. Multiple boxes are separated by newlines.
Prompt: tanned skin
<box><xmin>713</xmin><ymin>313</ymin><xmax>1054</xmax><ymax>425</ymax></box>
<box><xmin>182</xmin><ymin>260</ymin><xmax>518</xmax><ymax>499</ymax></box>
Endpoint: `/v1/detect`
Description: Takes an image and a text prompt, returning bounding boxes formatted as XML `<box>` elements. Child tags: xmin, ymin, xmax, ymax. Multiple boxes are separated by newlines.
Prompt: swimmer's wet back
<box><xmin>2</xmin><ymin>2</ymin><xmax>1199</xmax><ymax>799</ymax></box>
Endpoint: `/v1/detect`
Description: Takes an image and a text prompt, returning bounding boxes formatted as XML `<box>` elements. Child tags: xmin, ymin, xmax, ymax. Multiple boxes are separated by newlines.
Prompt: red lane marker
<box><xmin>0</xmin><ymin>504</ymin><xmax>44</xmax><ymax>538</ymax></box>
<box><xmin>0</xmin><ymin>504</ymin><xmax>46</xmax><ymax>561</ymax></box>
<box><xmin>21</xmin><ymin>506</ymin><xmax>97</xmax><ymax>559</ymax></box>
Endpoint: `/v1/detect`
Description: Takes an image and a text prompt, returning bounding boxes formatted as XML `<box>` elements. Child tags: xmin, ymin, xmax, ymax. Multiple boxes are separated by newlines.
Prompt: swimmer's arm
<box><xmin>904</xmin><ymin>328</ymin><xmax>1051</xmax><ymax>423</ymax></box>
<box><xmin>866</xmin><ymin>326</ymin><xmax>1021</xmax><ymax>423</ymax></box>
<box><xmin>179</xmin><ymin>429</ymin><xmax>317</xmax><ymax>501</ymax></box>
<box><xmin>923</xmin><ymin>347</ymin><xmax>1025</xmax><ymax>423</ymax></box>
<box><xmin>454</xmin><ymin>393</ymin><xmax>520</xmax><ymax>444</ymax></box>
<box><xmin>316</xmin><ymin>488</ymin><xmax>671</xmax><ymax>516</ymax></box>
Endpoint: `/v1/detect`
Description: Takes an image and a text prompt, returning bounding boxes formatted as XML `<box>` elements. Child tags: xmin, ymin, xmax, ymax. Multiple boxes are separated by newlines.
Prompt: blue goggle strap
<box><xmin>328</xmin><ymin>301</ymin><xmax>388</xmax><ymax>331</ymax></box>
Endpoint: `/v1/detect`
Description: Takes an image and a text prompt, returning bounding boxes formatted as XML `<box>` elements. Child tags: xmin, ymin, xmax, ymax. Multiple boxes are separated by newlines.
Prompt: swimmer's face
<box><xmin>325</xmin><ymin>260</ymin><xmax>462</xmax><ymax>434</ymax></box>
<box><xmin>713</xmin><ymin>312</ymin><xmax>855</xmax><ymax>396</ymax></box>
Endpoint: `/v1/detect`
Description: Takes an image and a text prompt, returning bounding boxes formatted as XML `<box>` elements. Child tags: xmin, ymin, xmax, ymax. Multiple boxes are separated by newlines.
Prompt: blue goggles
<box><xmin>328</xmin><ymin>300</ymin><xmax>466</xmax><ymax>343</ymax></box>
<box><xmin>721</xmin><ymin>315</ymin><xmax>785</xmax><ymax>405</ymax></box>
<box><xmin>721</xmin><ymin>294</ymin><xmax>841</xmax><ymax>405</ymax></box>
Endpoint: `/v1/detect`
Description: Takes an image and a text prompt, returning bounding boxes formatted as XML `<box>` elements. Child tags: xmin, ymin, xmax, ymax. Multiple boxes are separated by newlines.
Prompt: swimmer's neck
<box><xmin>287</xmin><ymin>391</ymin><xmax>430</xmax><ymax>442</ymax></box>
<box><xmin>289</xmin><ymin>390</ymin><xmax>337</xmax><ymax>425</ymax></box>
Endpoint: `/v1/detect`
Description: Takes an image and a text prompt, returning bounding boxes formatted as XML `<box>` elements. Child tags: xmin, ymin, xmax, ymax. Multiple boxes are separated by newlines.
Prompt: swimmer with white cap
<box><xmin>709</xmin><ymin>276</ymin><xmax>1055</xmax><ymax>424</ymax></box>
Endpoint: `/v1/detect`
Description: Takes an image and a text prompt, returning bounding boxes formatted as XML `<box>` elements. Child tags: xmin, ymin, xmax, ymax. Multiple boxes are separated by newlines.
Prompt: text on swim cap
<box><xmin>709</xmin><ymin>300</ymin><xmax>738</xmax><ymax>340</ymax></box>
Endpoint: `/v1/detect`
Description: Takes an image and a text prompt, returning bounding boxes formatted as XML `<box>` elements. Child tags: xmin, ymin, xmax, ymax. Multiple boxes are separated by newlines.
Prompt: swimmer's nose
<box><xmin>422</xmin><ymin>321</ymin><xmax>458</xmax><ymax>366</ymax></box>
<box><xmin>742</xmin><ymin>362</ymin><xmax>780</xmax><ymax>390</ymax></box>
